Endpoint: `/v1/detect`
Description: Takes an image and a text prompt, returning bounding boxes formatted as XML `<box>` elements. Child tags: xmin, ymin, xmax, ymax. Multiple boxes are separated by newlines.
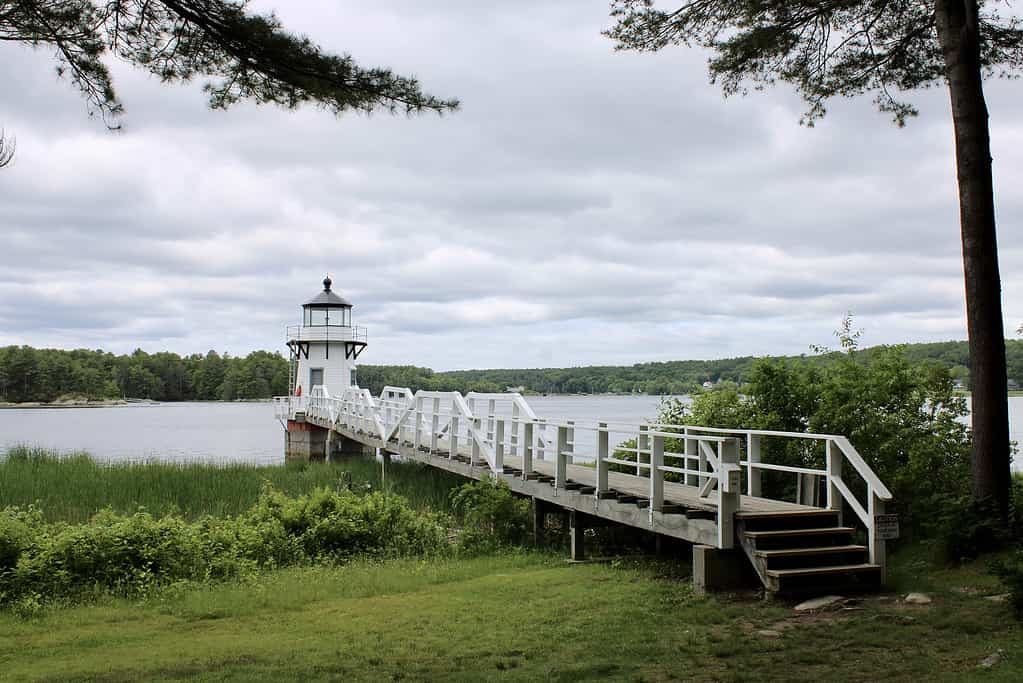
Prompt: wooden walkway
<box><xmin>276</xmin><ymin>386</ymin><xmax>894</xmax><ymax>593</ymax></box>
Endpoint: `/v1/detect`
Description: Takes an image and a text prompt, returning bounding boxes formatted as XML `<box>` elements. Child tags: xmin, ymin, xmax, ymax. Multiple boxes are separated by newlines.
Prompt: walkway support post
<box><xmin>569</xmin><ymin>510</ymin><xmax>586</xmax><ymax>561</ymax></box>
<box><xmin>532</xmin><ymin>496</ymin><xmax>546</xmax><ymax>546</ymax></box>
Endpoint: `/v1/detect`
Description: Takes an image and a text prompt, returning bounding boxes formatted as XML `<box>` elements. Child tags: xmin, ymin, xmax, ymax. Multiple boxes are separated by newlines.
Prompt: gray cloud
<box><xmin>1</xmin><ymin>0</ymin><xmax>1021</xmax><ymax>370</ymax></box>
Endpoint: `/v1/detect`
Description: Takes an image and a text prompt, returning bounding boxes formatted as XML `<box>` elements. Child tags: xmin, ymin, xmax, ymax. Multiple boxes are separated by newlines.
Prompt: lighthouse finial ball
<box><xmin>323</xmin><ymin>275</ymin><xmax>332</xmax><ymax>291</ymax></box>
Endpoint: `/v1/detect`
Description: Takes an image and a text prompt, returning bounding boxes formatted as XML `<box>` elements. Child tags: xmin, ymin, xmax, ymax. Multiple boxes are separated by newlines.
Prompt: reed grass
<box><xmin>0</xmin><ymin>445</ymin><xmax>467</xmax><ymax>523</ymax></box>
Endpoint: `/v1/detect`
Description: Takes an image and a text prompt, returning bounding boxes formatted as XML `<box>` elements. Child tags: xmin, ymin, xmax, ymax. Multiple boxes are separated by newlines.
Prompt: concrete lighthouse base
<box><xmin>285</xmin><ymin>417</ymin><xmax>375</xmax><ymax>462</ymax></box>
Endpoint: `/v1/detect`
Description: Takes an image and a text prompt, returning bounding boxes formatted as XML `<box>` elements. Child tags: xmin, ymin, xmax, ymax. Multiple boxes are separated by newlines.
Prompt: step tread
<box><xmin>755</xmin><ymin>545</ymin><xmax>867</xmax><ymax>557</ymax></box>
<box><xmin>744</xmin><ymin>527</ymin><xmax>856</xmax><ymax>538</ymax></box>
<box><xmin>736</xmin><ymin>509</ymin><xmax>838</xmax><ymax>519</ymax></box>
<box><xmin>767</xmin><ymin>563</ymin><xmax>881</xmax><ymax>578</ymax></box>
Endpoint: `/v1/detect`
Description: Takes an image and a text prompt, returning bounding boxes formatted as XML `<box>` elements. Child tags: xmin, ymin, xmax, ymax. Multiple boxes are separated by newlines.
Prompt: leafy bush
<box><xmin>450</xmin><ymin>477</ymin><xmax>529</xmax><ymax>552</ymax></box>
<box><xmin>925</xmin><ymin>496</ymin><xmax>1008</xmax><ymax>564</ymax></box>
<box><xmin>654</xmin><ymin>336</ymin><xmax>971</xmax><ymax>536</ymax></box>
<box><xmin>991</xmin><ymin>550</ymin><xmax>1023</xmax><ymax>618</ymax></box>
<box><xmin>0</xmin><ymin>486</ymin><xmax>449</xmax><ymax>608</ymax></box>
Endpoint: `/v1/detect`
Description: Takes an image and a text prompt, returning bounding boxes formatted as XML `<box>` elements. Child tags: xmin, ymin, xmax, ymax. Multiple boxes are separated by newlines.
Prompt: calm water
<box><xmin>2</xmin><ymin>395</ymin><xmax>1022</xmax><ymax>469</ymax></box>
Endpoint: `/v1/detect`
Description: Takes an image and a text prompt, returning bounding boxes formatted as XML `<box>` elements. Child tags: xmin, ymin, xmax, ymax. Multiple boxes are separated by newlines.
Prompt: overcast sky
<box><xmin>1</xmin><ymin>1</ymin><xmax>1021</xmax><ymax>371</ymax></box>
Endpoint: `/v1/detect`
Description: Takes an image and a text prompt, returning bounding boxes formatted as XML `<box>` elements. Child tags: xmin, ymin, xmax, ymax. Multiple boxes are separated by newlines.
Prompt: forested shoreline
<box><xmin>3</xmin><ymin>339</ymin><xmax>1023</xmax><ymax>403</ymax></box>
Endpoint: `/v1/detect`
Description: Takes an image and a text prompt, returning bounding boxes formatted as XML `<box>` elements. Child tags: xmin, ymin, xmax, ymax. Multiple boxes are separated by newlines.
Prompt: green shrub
<box><xmin>655</xmin><ymin>336</ymin><xmax>971</xmax><ymax>537</ymax></box>
<box><xmin>991</xmin><ymin>550</ymin><xmax>1023</xmax><ymax>619</ymax></box>
<box><xmin>925</xmin><ymin>496</ymin><xmax>1007</xmax><ymax>564</ymax></box>
<box><xmin>0</xmin><ymin>485</ymin><xmax>449</xmax><ymax>609</ymax></box>
<box><xmin>450</xmin><ymin>477</ymin><xmax>529</xmax><ymax>552</ymax></box>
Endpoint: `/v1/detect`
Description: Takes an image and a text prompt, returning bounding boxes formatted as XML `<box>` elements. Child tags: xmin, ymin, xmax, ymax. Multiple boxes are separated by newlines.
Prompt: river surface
<box><xmin>2</xmin><ymin>395</ymin><xmax>1022</xmax><ymax>469</ymax></box>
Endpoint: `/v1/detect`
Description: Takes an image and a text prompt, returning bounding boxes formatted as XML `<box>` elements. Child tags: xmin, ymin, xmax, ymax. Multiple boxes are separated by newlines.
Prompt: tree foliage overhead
<box><xmin>606</xmin><ymin>0</ymin><xmax>1023</xmax><ymax>124</ymax></box>
<box><xmin>2</xmin><ymin>0</ymin><xmax>458</xmax><ymax>125</ymax></box>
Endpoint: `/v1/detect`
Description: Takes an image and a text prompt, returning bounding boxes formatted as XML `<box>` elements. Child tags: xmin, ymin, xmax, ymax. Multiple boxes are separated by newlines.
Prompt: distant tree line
<box><xmin>4</xmin><ymin>339</ymin><xmax>1023</xmax><ymax>403</ymax></box>
<box><xmin>0</xmin><ymin>347</ymin><xmax>288</xmax><ymax>403</ymax></box>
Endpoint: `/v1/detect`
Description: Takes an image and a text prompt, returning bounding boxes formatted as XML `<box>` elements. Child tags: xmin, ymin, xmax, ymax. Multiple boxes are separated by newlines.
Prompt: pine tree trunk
<box><xmin>935</xmin><ymin>0</ymin><xmax>1010</xmax><ymax>520</ymax></box>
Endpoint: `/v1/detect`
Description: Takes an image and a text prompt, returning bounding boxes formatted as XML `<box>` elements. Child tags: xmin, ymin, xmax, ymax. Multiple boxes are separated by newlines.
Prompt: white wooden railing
<box><xmin>273</xmin><ymin>387</ymin><xmax>893</xmax><ymax>561</ymax></box>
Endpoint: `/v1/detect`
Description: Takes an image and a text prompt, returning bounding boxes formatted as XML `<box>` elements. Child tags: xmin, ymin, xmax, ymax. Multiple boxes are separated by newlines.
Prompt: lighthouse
<box><xmin>283</xmin><ymin>276</ymin><xmax>369</xmax><ymax>461</ymax></box>
<box><xmin>286</xmin><ymin>275</ymin><xmax>367</xmax><ymax>397</ymax></box>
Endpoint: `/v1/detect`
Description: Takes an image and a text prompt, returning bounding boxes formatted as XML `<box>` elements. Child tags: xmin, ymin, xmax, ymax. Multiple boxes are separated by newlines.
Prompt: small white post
<box><xmin>637</xmin><ymin>424</ymin><xmax>649</xmax><ymax>477</ymax></box>
<box><xmin>536</xmin><ymin>418</ymin><xmax>547</xmax><ymax>460</ymax></box>
<box><xmin>685</xmin><ymin>427</ymin><xmax>699</xmax><ymax>487</ymax></box>
<box><xmin>487</xmin><ymin>398</ymin><xmax>497</xmax><ymax>442</ymax></box>
<box><xmin>449</xmin><ymin>414</ymin><xmax>459</xmax><ymax>459</ymax></box>
<box><xmin>471</xmin><ymin>417</ymin><xmax>482</xmax><ymax>467</ymax></box>
<box><xmin>556</xmin><ymin>425</ymin><xmax>569</xmax><ymax>491</ymax></box>
<box><xmin>413</xmin><ymin>396</ymin><xmax>423</xmax><ymax>451</ymax></box>
<box><xmin>596</xmin><ymin>422</ymin><xmax>609</xmax><ymax>495</ymax></box>
<box><xmin>650</xmin><ymin>434</ymin><xmax>664</xmax><ymax>514</ymax></box>
<box><xmin>826</xmin><ymin>440</ymin><xmax>843</xmax><ymax>524</ymax></box>
<box><xmin>747</xmin><ymin>434</ymin><xmax>762</xmax><ymax>497</ymax></box>
<box><xmin>868</xmin><ymin>491</ymin><xmax>886</xmax><ymax>585</ymax></box>
<box><xmin>495</xmin><ymin>418</ymin><xmax>505</xmax><ymax>472</ymax></box>
<box><xmin>511</xmin><ymin>403</ymin><xmax>520</xmax><ymax>458</ymax></box>
<box><xmin>431</xmin><ymin>397</ymin><xmax>440</xmax><ymax>453</ymax></box>
<box><xmin>697</xmin><ymin>435</ymin><xmax>708</xmax><ymax>489</ymax></box>
<box><xmin>717</xmin><ymin>439</ymin><xmax>740</xmax><ymax>549</ymax></box>
<box><xmin>565</xmin><ymin>420</ymin><xmax>575</xmax><ymax>464</ymax></box>
<box><xmin>522</xmin><ymin>421</ymin><xmax>534</xmax><ymax>478</ymax></box>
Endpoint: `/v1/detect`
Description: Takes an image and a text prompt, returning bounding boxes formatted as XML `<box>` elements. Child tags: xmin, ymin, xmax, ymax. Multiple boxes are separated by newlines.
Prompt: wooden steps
<box><xmin>738</xmin><ymin>513</ymin><xmax>880</xmax><ymax>594</ymax></box>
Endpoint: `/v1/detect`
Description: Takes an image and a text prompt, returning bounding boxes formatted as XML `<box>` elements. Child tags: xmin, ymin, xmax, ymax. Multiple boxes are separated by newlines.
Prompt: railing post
<box><xmin>536</xmin><ymin>418</ymin><xmax>547</xmax><ymax>460</ymax></box>
<box><xmin>696</xmin><ymin>433</ymin><xmax>708</xmax><ymax>488</ymax></box>
<box><xmin>449</xmin><ymin>414</ymin><xmax>459</xmax><ymax>460</ymax></box>
<box><xmin>487</xmin><ymin>398</ymin><xmax>496</xmax><ymax>442</ymax></box>
<box><xmin>685</xmin><ymin>427</ymin><xmax>699</xmax><ymax>487</ymax></box>
<box><xmin>522</xmin><ymin>421</ymin><xmax>534</xmax><ymax>478</ymax></box>
<box><xmin>556</xmin><ymin>425</ymin><xmax>569</xmax><ymax>491</ymax></box>
<box><xmin>511</xmin><ymin>403</ymin><xmax>520</xmax><ymax>458</ymax></box>
<box><xmin>826</xmin><ymin>439</ymin><xmax>843</xmax><ymax>525</ymax></box>
<box><xmin>495</xmin><ymin>418</ymin><xmax>505</xmax><ymax>472</ymax></box>
<box><xmin>717</xmin><ymin>439</ymin><xmax>740</xmax><ymax>549</ymax></box>
<box><xmin>431</xmin><ymin>397</ymin><xmax>440</xmax><ymax>453</ymax></box>
<box><xmin>868</xmin><ymin>490</ymin><xmax>886</xmax><ymax>585</ymax></box>
<box><xmin>650</xmin><ymin>434</ymin><xmax>664</xmax><ymax>514</ymax></box>
<box><xmin>747</xmin><ymin>434</ymin><xmax>762</xmax><ymax>497</ymax></box>
<box><xmin>471</xmin><ymin>417</ymin><xmax>482</xmax><ymax>467</ymax></box>
<box><xmin>596</xmin><ymin>422</ymin><xmax>609</xmax><ymax>495</ymax></box>
<box><xmin>413</xmin><ymin>395</ymin><xmax>424</xmax><ymax>452</ymax></box>
<box><xmin>637</xmin><ymin>425</ymin><xmax>649</xmax><ymax>477</ymax></box>
<box><xmin>565</xmin><ymin>420</ymin><xmax>575</xmax><ymax>464</ymax></box>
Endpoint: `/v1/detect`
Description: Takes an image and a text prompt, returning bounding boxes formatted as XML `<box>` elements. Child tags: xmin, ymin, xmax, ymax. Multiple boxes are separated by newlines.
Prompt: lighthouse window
<box><xmin>309</xmin><ymin>309</ymin><xmax>328</xmax><ymax>326</ymax></box>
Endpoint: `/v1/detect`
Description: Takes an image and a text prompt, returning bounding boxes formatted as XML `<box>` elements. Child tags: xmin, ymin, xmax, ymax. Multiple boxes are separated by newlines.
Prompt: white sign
<box><xmin>875</xmin><ymin>514</ymin><xmax>899</xmax><ymax>540</ymax></box>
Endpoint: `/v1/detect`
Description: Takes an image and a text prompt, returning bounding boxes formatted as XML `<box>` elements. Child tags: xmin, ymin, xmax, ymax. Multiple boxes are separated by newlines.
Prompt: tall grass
<box><xmin>0</xmin><ymin>445</ymin><xmax>467</xmax><ymax>523</ymax></box>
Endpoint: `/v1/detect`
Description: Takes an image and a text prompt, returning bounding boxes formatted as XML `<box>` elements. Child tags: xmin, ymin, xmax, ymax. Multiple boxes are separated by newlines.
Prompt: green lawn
<box><xmin>1</xmin><ymin>550</ymin><xmax>1019</xmax><ymax>682</ymax></box>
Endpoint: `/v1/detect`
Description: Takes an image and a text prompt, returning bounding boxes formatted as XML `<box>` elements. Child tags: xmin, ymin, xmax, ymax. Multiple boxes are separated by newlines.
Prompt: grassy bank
<box><xmin>0</xmin><ymin>446</ymin><xmax>467</xmax><ymax>522</ymax></box>
<box><xmin>0</xmin><ymin>550</ymin><xmax>1019</xmax><ymax>682</ymax></box>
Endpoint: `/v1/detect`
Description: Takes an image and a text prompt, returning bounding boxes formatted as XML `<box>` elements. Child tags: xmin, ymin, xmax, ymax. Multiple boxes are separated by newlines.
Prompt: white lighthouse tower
<box><xmin>286</xmin><ymin>275</ymin><xmax>367</xmax><ymax>397</ymax></box>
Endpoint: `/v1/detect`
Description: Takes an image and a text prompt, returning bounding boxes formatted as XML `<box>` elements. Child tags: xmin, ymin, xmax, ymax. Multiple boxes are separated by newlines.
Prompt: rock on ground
<box><xmin>904</xmin><ymin>592</ymin><xmax>932</xmax><ymax>605</ymax></box>
<box><xmin>794</xmin><ymin>595</ymin><xmax>844</xmax><ymax>612</ymax></box>
<box><xmin>978</xmin><ymin>651</ymin><xmax>1002</xmax><ymax>669</ymax></box>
